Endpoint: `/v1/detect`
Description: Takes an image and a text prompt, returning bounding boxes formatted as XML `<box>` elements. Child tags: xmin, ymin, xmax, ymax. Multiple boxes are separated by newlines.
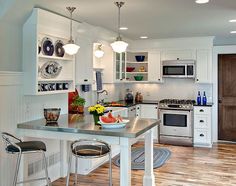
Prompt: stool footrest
<box><xmin>17</xmin><ymin>177</ymin><xmax>50</xmax><ymax>184</ymax></box>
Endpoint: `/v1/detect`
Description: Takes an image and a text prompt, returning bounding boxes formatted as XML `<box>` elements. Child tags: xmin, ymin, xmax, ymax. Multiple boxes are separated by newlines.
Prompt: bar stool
<box><xmin>66</xmin><ymin>139</ymin><xmax>112</xmax><ymax>186</ymax></box>
<box><xmin>1</xmin><ymin>132</ymin><xmax>51</xmax><ymax>186</ymax></box>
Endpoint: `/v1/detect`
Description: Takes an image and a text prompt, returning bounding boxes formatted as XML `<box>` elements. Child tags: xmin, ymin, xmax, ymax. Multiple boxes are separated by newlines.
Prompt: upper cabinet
<box><xmin>148</xmin><ymin>51</ymin><xmax>162</xmax><ymax>82</ymax></box>
<box><xmin>75</xmin><ymin>37</ymin><xmax>93</xmax><ymax>85</ymax></box>
<box><xmin>195</xmin><ymin>49</ymin><xmax>212</xmax><ymax>83</ymax></box>
<box><xmin>23</xmin><ymin>8</ymin><xmax>76</xmax><ymax>95</ymax></box>
<box><xmin>161</xmin><ymin>49</ymin><xmax>196</xmax><ymax>61</ymax></box>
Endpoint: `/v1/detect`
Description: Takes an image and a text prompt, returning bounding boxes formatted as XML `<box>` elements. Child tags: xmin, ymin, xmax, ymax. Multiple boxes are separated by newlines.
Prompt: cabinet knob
<box><xmin>155</xmin><ymin>107</ymin><xmax>158</xmax><ymax>109</ymax></box>
<box><xmin>158</xmin><ymin>79</ymin><xmax>160</xmax><ymax>81</ymax></box>
<box><xmin>199</xmin><ymin>109</ymin><xmax>204</xmax><ymax>112</ymax></box>
<box><xmin>196</xmin><ymin>79</ymin><xmax>199</xmax><ymax>81</ymax></box>
<box><xmin>177</xmin><ymin>58</ymin><xmax>179</xmax><ymax>60</ymax></box>
<box><xmin>200</xmin><ymin>134</ymin><xmax>204</xmax><ymax>137</ymax></box>
<box><xmin>137</xmin><ymin>107</ymin><xmax>139</xmax><ymax>110</ymax></box>
<box><xmin>199</xmin><ymin>120</ymin><xmax>204</xmax><ymax>123</ymax></box>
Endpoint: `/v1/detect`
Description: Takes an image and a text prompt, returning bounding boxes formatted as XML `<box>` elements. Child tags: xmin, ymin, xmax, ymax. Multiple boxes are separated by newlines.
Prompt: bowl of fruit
<box><xmin>98</xmin><ymin>112</ymin><xmax>129</xmax><ymax>129</ymax></box>
<box><xmin>44</xmin><ymin>108</ymin><xmax>61</xmax><ymax>123</ymax></box>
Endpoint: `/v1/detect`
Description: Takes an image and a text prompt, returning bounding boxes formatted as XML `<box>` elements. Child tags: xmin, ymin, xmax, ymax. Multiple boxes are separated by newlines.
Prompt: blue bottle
<box><xmin>202</xmin><ymin>91</ymin><xmax>207</xmax><ymax>105</ymax></box>
<box><xmin>197</xmin><ymin>91</ymin><xmax>201</xmax><ymax>105</ymax></box>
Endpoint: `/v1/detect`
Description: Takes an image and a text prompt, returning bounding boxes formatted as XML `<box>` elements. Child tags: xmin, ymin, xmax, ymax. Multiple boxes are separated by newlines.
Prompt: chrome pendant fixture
<box><xmin>63</xmin><ymin>7</ymin><xmax>80</xmax><ymax>55</ymax></box>
<box><xmin>111</xmin><ymin>2</ymin><xmax>128</xmax><ymax>53</ymax></box>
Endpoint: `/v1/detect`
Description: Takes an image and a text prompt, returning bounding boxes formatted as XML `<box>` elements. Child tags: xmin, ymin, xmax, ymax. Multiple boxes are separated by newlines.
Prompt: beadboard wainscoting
<box><xmin>0</xmin><ymin>71</ymin><xmax>68</xmax><ymax>186</ymax></box>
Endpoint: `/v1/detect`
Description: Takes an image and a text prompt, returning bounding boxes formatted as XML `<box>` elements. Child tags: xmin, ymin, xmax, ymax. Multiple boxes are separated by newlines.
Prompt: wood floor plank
<box><xmin>52</xmin><ymin>143</ymin><xmax>236</xmax><ymax>186</ymax></box>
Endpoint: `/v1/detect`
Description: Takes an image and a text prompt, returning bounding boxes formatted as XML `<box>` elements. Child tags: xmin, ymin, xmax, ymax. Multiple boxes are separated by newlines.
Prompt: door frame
<box><xmin>213</xmin><ymin>45</ymin><xmax>236</xmax><ymax>142</ymax></box>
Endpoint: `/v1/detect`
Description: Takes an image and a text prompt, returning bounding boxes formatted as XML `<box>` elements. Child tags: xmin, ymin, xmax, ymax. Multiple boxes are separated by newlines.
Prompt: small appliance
<box><xmin>125</xmin><ymin>89</ymin><xmax>134</xmax><ymax>103</ymax></box>
<box><xmin>162</xmin><ymin>60</ymin><xmax>195</xmax><ymax>78</ymax></box>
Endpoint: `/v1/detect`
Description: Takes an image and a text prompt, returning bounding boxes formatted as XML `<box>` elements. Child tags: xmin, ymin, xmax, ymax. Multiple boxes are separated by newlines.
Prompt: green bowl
<box><xmin>134</xmin><ymin>75</ymin><xmax>143</xmax><ymax>81</ymax></box>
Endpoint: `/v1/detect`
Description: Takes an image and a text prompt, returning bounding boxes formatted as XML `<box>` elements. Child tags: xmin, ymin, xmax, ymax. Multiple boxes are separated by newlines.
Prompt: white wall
<box><xmin>0</xmin><ymin>72</ymin><xmax>68</xmax><ymax>186</ymax></box>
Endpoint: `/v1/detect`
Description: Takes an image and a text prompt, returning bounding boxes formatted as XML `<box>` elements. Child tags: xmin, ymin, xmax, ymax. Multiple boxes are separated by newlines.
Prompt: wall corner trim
<box><xmin>0</xmin><ymin>71</ymin><xmax>23</xmax><ymax>86</ymax></box>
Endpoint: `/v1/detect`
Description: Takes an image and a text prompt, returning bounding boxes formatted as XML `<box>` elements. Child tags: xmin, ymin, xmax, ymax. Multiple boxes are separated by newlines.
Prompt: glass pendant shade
<box><xmin>94</xmin><ymin>49</ymin><xmax>104</xmax><ymax>58</ymax></box>
<box><xmin>111</xmin><ymin>39</ymin><xmax>128</xmax><ymax>53</ymax></box>
<box><xmin>94</xmin><ymin>44</ymin><xmax>104</xmax><ymax>58</ymax></box>
<box><xmin>63</xmin><ymin>42</ymin><xmax>80</xmax><ymax>55</ymax></box>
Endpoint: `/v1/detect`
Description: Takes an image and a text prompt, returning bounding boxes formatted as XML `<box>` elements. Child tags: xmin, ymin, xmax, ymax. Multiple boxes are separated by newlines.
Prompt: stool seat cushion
<box><xmin>6</xmin><ymin>141</ymin><xmax>46</xmax><ymax>153</ymax></box>
<box><xmin>72</xmin><ymin>144</ymin><xmax>110</xmax><ymax>157</ymax></box>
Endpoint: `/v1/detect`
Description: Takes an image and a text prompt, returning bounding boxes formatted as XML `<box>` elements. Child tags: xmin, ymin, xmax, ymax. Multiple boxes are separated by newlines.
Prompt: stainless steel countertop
<box><xmin>17</xmin><ymin>114</ymin><xmax>160</xmax><ymax>138</ymax></box>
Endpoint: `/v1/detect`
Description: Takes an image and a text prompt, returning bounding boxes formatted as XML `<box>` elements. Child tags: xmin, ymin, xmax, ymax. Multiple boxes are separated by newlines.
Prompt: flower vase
<box><xmin>93</xmin><ymin>114</ymin><xmax>100</xmax><ymax>125</ymax></box>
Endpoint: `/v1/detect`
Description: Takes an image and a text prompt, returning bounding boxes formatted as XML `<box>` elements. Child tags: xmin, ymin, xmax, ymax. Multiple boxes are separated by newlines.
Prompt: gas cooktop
<box><xmin>159</xmin><ymin>99</ymin><xmax>195</xmax><ymax>110</ymax></box>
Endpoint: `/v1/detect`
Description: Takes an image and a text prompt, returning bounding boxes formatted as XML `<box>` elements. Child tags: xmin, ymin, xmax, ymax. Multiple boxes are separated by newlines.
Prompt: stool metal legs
<box><xmin>42</xmin><ymin>151</ymin><xmax>51</xmax><ymax>186</ymax></box>
<box><xmin>66</xmin><ymin>151</ymin><xmax>113</xmax><ymax>186</ymax></box>
<box><xmin>66</xmin><ymin>150</ymin><xmax>72</xmax><ymax>186</ymax></box>
<box><xmin>109</xmin><ymin>150</ymin><xmax>112</xmax><ymax>186</ymax></box>
<box><xmin>13</xmin><ymin>153</ymin><xmax>22</xmax><ymax>186</ymax></box>
<box><xmin>12</xmin><ymin>151</ymin><xmax>50</xmax><ymax>186</ymax></box>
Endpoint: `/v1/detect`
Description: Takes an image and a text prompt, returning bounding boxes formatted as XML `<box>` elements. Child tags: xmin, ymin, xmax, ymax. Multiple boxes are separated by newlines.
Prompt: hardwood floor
<box><xmin>52</xmin><ymin>143</ymin><xmax>236</xmax><ymax>186</ymax></box>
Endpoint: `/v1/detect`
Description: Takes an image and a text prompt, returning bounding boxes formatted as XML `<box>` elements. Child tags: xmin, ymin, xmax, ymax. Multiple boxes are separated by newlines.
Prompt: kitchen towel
<box><xmin>96</xmin><ymin>71</ymin><xmax>103</xmax><ymax>91</ymax></box>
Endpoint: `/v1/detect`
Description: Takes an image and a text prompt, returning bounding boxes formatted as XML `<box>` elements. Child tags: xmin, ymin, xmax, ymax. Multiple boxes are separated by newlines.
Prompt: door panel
<box><xmin>218</xmin><ymin>54</ymin><xmax>236</xmax><ymax>141</ymax></box>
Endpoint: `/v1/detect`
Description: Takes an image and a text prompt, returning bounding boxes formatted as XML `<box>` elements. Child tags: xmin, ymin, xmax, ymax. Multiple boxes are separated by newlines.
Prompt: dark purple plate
<box><xmin>42</xmin><ymin>37</ymin><xmax>54</xmax><ymax>56</ymax></box>
<box><xmin>55</xmin><ymin>40</ymin><xmax>65</xmax><ymax>57</ymax></box>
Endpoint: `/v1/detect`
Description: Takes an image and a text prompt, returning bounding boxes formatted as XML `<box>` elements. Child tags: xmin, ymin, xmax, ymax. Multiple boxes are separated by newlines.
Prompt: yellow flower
<box><xmin>88</xmin><ymin>104</ymin><xmax>105</xmax><ymax>115</ymax></box>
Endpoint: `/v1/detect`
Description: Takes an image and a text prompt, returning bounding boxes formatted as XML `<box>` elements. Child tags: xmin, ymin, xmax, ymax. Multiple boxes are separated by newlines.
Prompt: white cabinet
<box><xmin>193</xmin><ymin>106</ymin><xmax>212</xmax><ymax>147</ymax></box>
<box><xmin>23</xmin><ymin>8</ymin><xmax>76</xmax><ymax>95</ymax></box>
<box><xmin>195</xmin><ymin>49</ymin><xmax>212</xmax><ymax>83</ymax></box>
<box><xmin>161</xmin><ymin>49</ymin><xmax>196</xmax><ymax>61</ymax></box>
<box><xmin>148</xmin><ymin>51</ymin><xmax>162</xmax><ymax>82</ymax></box>
<box><xmin>139</xmin><ymin>104</ymin><xmax>158</xmax><ymax>140</ymax></box>
<box><xmin>75</xmin><ymin>37</ymin><xmax>93</xmax><ymax>84</ymax></box>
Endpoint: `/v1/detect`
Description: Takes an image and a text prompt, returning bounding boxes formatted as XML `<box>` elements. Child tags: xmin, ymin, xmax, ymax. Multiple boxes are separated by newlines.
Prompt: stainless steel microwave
<box><xmin>162</xmin><ymin>60</ymin><xmax>195</xmax><ymax>78</ymax></box>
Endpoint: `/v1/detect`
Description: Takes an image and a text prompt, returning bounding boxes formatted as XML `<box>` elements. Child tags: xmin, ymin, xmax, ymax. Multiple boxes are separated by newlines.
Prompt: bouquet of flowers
<box><xmin>88</xmin><ymin>104</ymin><xmax>106</xmax><ymax>116</ymax></box>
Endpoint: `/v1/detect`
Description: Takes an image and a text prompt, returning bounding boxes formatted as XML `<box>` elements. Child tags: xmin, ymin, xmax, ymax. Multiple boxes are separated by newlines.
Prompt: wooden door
<box><xmin>218</xmin><ymin>54</ymin><xmax>236</xmax><ymax>141</ymax></box>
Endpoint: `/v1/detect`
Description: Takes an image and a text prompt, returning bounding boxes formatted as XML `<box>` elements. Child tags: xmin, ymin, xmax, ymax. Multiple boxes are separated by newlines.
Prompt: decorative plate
<box><xmin>40</xmin><ymin>61</ymin><xmax>62</xmax><ymax>79</ymax></box>
<box><xmin>42</xmin><ymin>37</ymin><xmax>54</xmax><ymax>56</ymax></box>
<box><xmin>55</xmin><ymin>40</ymin><xmax>65</xmax><ymax>57</ymax></box>
<box><xmin>98</xmin><ymin>119</ymin><xmax>129</xmax><ymax>129</ymax></box>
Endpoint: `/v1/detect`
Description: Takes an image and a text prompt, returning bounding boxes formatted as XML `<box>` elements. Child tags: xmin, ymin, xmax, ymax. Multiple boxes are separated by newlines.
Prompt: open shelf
<box><xmin>38</xmin><ymin>54</ymin><xmax>73</xmax><ymax>61</ymax></box>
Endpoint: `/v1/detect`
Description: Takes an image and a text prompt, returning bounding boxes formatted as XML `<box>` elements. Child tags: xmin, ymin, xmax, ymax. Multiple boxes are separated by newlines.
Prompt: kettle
<box><xmin>125</xmin><ymin>89</ymin><xmax>134</xmax><ymax>103</ymax></box>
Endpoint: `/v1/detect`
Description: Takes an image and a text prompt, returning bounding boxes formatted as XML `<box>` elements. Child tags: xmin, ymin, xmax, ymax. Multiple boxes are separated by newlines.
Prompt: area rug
<box><xmin>113</xmin><ymin>147</ymin><xmax>171</xmax><ymax>170</ymax></box>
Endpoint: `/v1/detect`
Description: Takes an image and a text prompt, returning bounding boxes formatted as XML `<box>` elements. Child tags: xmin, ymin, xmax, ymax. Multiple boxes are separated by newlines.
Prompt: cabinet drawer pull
<box><xmin>199</xmin><ymin>120</ymin><xmax>204</xmax><ymax>123</ymax></box>
<box><xmin>84</xmin><ymin>79</ymin><xmax>88</xmax><ymax>82</ymax></box>
<box><xmin>199</xmin><ymin>109</ymin><xmax>204</xmax><ymax>112</ymax></box>
<box><xmin>200</xmin><ymin>134</ymin><xmax>204</xmax><ymax>137</ymax></box>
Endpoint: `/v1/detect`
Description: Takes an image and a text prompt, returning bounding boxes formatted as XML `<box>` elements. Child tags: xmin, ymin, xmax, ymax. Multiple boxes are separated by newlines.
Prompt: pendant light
<box><xmin>94</xmin><ymin>44</ymin><xmax>104</xmax><ymax>58</ymax></box>
<box><xmin>63</xmin><ymin>7</ymin><xmax>80</xmax><ymax>55</ymax></box>
<box><xmin>111</xmin><ymin>2</ymin><xmax>128</xmax><ymax>53</ymax></box>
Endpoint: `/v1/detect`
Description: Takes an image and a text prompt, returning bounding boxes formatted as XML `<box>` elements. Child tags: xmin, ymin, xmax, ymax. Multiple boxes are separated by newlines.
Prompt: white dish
<box><xmin>98</xmin><ymin>119</ymin><xmax>129</xmax><ymax>129</ymax></box>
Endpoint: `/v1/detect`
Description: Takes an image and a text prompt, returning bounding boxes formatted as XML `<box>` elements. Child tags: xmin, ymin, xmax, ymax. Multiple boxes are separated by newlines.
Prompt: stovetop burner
<box><xmin>159</xmin><ymin>99</ymin><xmax>195</xmax><ymax>110</ymax></box>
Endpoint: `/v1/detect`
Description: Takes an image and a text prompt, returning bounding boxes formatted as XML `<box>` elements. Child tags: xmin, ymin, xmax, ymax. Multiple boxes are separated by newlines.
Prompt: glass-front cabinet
<box><xmin>115</xmin><ymin>52</ymin><xmax>126</xmax><ymax>82</ymax></box>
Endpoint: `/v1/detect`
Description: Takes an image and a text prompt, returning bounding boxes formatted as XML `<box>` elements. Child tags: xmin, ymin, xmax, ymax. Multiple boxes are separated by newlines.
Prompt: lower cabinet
<box><xmin>138</xmin><ymin>104</ymin><xmax>159</xmax><ymax>140</ymax></box>
<box><xmin>193</xmin><ymin>106</ymin><xmax>212</xmax><ymax>147</ymax></box>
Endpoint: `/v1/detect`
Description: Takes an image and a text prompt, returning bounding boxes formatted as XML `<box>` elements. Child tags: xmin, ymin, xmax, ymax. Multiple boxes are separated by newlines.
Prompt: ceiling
<box><xmin>2</xmin><ymin>0</ymin><xmax>236</xmax><ymax>40</ymax></box>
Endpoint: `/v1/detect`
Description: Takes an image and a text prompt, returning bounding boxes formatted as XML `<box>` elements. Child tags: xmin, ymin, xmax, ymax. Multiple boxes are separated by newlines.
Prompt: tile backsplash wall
<box><xmin>100</xmin><ymin>79</ymin><xmax>212</xmax><ymax>103</ymax></box>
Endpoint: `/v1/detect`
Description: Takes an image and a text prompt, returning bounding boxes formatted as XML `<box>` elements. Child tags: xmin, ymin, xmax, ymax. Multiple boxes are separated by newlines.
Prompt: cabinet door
<box><xmin>162</xmin><ymin>49</ymin><xmax>196</xmax><ymax>61</ymax></box>
<box><xmin>75</xmin><ymin>37</ymin><xmax>93</xmax><ymax>84</ymax></box>
<box><xmin>196</xmin><ymin>49</ymin><xmax>212</xmax><ymax>83</ymax></box>
<box><xmin>100</xmin><ymin>44</ymin><xmax>114</xmax><ymax>84</ymax></box>
<box><xmin>148</xmin><ymin>51</ymin><xmax>162</xmax><ymax>82</ymax></box>
<box><xmin>115</xmin><ymin>52</ymin><xmax>126</xmax><ymax>82</ymax></box>
<box><xmin>140</xmin><ymin>104</ymin><xmax>158</xmax><ymax>119</ymax></box>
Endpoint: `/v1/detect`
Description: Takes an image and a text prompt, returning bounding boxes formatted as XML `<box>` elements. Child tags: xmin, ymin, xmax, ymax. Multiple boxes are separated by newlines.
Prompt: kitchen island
<box><xmin>17</xmin><ymin>114</ymin><xmax>160</xmax><ymax>186</ymax></box>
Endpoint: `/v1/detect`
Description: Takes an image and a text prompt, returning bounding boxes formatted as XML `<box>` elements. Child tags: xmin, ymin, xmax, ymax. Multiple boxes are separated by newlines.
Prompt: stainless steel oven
<box><xmin>158</xmin><ymin>99</ymin><xmax>194</xmax><ymax>146</ymax></box>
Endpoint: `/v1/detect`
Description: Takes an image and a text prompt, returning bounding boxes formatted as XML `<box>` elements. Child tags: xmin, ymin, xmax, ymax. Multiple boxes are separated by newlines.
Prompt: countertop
<box><xmin>105</xmin><ymin>100</ymin><xmax>159</xmax><ymax>107</ymax></box>
<box><xmin>17</xmin><ymin>114</ymin><xmax>160</xmax><ymax>138</ymax></box>
<box><xmin>194</xmin><ymin>103</ymin><xmax>214</xmax><ymax>107</ymax></box>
